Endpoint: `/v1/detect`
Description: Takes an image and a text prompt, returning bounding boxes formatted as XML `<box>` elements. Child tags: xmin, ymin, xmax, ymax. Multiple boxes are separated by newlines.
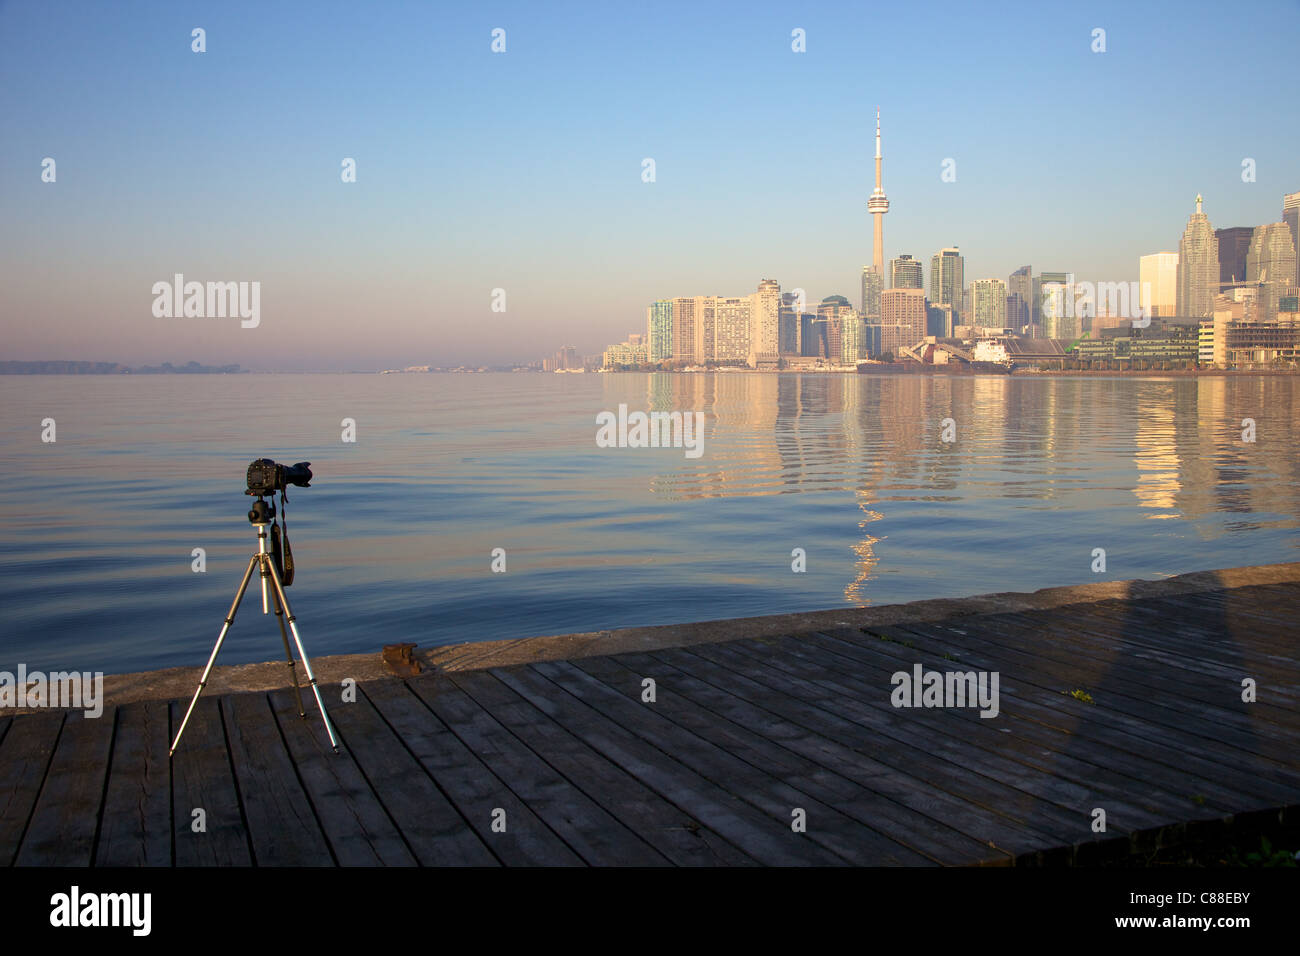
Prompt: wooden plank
<box><xmin>223</xmin><ymin>692</ymin><xmax>333</xmax><ymax>866</ymax></box>
<box><xmin>691</xmin><ymin>638</ymin><xmax>1167</xmax><ymax>843</ymax></box>
<box><xmin>652</xmin><ymin>642</ymin><xmax>1091</xmax><ymax>860</ymax></box>
<box><xmin>1002</xmin><ymin>605</ymin><xmax>1300</xmax><ymax>714</ymax></box>
<box><xmin>796</xmin><ymin>628</ymin><xmax>1269</xmax><ymax>815</ymax></box>
<box><xmin>533</xmin><ymin>657</ymin><xmax>957</xmax><ymax>865</ymax></box>
<box><xmin>15</xmin><ymin>709</ymin><xmax>114</xmax><ymax>866</ymax></box>
<box><xmin>170</xmin><ymin>696</ymin><xmax>252</xmax><ymax>866</ymax></box>
<box><xmin>493</xmin><ymin>663</ymin><xmax>846</xmax><ymax>865</ymax></box>
<box><xmin>572</xmin><ymin>652</ymin><xmax>939</xmax><ymax>865</ymax></box>
<box><xmin>1056</xmin><ymin>600</ymin><xmax>1300</xmax><ymax>688</ymax></box>
<box><xmin>324</xmin><ymin>688</ymin><xmax>497</xmax><ymax>866</ymax></box>
<box><xmin>365</xmin><ymin>677</ymin><xmax>592</xmax><ymax>866</ymax></box>
<box><xmin>450</xmin><ymin>669</ymin><xmax>758</xmax><ymax>866</ymax></box>
<box><xmin>96</xmin><ymin>700</ymin><xmax>171</xmax><ymax>866</ymax></box>
<box><xmin>267</xmin><ymin>687</ymin><xmax>417</xmax><ymax>866</ymax></box>
<box><xmin>0</xmin><ymin>712</ymin><xmax>63</xmax><ymax>866</ymax></box>
<box><xmin>880</xmin><ymin>618</ymin><xmax>1300</xmax><ymax>766</ymax></box>
<box><xmin>869</xmin><ymin>621</ymin><xmax>1300</xmax><ymax>790</ymax></box>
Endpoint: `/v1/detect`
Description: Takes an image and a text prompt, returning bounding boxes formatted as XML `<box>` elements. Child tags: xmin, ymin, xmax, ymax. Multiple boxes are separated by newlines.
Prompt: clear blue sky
<box><xmin>2</xmin><ymin>0</ymin><xmax>1297</xmax><ymax>369</ymax></box>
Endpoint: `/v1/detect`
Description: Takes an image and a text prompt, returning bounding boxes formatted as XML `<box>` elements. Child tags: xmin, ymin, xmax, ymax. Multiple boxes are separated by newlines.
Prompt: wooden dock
<box><xmin>2</xmin><ymin>572</ymin><xmax>1298</xmax><ymax>866</ymax></box>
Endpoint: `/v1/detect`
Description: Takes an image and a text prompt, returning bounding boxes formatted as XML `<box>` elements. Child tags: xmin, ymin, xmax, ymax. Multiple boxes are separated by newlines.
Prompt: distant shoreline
<box><xmin>0</xmin><ymin>360</ymin><xmax>243</xmax><ymax>375</ymax></box>
<box><xmin>4</xmin><ymin>363</ymin><xmax>1298</xmax><ymax>378</ymax></box>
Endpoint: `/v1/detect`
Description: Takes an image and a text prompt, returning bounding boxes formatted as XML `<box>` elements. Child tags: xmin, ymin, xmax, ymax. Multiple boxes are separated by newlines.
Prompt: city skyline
<box><xmin>3</xmin><ymin>0</ymin><xmax>1299</xmax><ymax>370</ymax></box>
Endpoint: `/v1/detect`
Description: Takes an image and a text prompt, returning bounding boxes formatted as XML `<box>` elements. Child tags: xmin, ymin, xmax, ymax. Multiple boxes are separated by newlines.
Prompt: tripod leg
<box><xmin>270</xmin><ymin>584</ymin><xmax>307</xmax><ymax>718</ymax></box>
<box><xmin>170</xmin><ymin>554</ymin><xmax>260</xmax><ymax>757</ymax></box>
<box><xmin>264</xmin><ymin>562</ymin><xmax>340</xmax><ymax>753</ymax></box>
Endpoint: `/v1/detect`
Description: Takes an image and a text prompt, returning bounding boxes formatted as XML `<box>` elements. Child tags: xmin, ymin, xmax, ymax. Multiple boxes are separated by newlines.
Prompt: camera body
<box><xmin>246</xmin><ymin>458</ymin><xmax>313</xmax><ymax>496</ymax></box>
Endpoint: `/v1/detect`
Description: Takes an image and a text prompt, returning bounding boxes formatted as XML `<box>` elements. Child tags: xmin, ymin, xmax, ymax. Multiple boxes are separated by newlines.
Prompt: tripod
<box><xmin>170</xmin><ymin>497</ymin><xmax>339</xmax><ymax>756</ymax></box>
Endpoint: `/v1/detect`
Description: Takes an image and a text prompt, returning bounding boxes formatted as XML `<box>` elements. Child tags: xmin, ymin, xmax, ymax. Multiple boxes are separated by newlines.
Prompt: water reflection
<box><xmin>1</xmin><ymin>372</ymin><xmax>1297</xmax><ymax>674</ymax></box>
<box><xmin>626</xmin><ymin>373</ymin><xmax>1300</xmax><ymax>606</ymax></box>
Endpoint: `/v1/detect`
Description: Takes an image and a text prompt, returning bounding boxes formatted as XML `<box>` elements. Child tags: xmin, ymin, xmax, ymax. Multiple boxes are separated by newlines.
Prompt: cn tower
<box><xmin>867</xmin><ymin>107</ymin><xmax>889</xmax><ymax>274</ymax></box>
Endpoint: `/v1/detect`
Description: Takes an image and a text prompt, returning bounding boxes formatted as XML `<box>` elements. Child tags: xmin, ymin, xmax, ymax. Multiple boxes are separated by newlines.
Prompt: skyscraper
<box><xmin>881</xmin><ymin>288</ymin><xmax>927</xmax><ymax>344</ymax></box>
<box><xmin>748</xmin><ymin>279</ymin><xmax>781</xmax><ymax>363</ymax></box>
<box><xmin>818</xmin><ymin>295</ymin><xmax>854</xmax><ymax>363</ymax></box>
<box><xmin>779</xmin><ymin>292</ymin><xmax>803</xmax><ymax>355</ymax></box>
<box><xmin>1284</xmin><ymin>192</ymin><xmax>1300</xmax><ymax>285</ymax></box>
<box><xmin>1246</xmin><ymin>223</ymin><xmax>1298</xmax><ymax>322</ymax></box>
<box><xmin>890</xmin><ymin>254</ymin><xmax>923</xmax><ymax>289</ymax></box>
<box><xmin>868</xmin><ymin>109</ymin><xmax>889</xmax><ymax>276</ymax></box>
<box><xmin>930</xmin><ymin>248</ymin><xmax>963</xmax><ymax>323</ymax></box>
<box><xmin>671</xmin><ymin>297</ymin><xmax>697</xmax><ymax>363</ymax></box>
<box><xmin>711</xmin><ymin>296</ymin><xmax>752</xmax><ymax>363</ymax></box>
<box><xmin>646</xmin><ymin>300</ymin><xmax>673</xmax><ymax>362</ymax></box>
<box><xmin>1215</xmin><ymin>227</ymin><xmax>1254</xmax><ymax>287</ymax></box>
<box><xmin>1139</xmin><ymin>253</ymin><xmax>1178</xmax><ymax>318</ymax></box>
<box><xmin>1007</xmin><ymin>266</ymin><xmax>1032</xmax><ymax>330</ymax></box>
<box><xmin>1177</xmin><ymin>194</ymin><xmax>1219</xmax><ymax>318</ymax></box>
<box><xmin>861</xmin><ymin>266</ymin><xmax>882</xmax><ymax>320</ymax></box>
<box><xmin>1039</xmin><ymin>272</ymin><xmax>1075</xmax><ymax>340</ymax></box>
<box><xmin>973</xmin><ymin>279</ymin><xmax>1008</xmax><ymax>328</ymax></box>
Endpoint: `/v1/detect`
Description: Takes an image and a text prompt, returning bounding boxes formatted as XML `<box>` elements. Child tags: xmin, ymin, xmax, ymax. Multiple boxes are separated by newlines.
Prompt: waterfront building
<box><xmin>930</xmin><ymin>248</ymin><xmax>964</xmax><ymax>324</ymax></box>
<box><xmin>1177</xmin><ymin>195</ymin><xmax>1219</xmax><ymax>317</ymax></box>
<box><xmin>890</xmin><ymin>254</ymin><xmax>923</xmax><ymax>289</ymax></box>
<box><xmin>1139</xmin><ymin>253</ymin><xmax>1179</xmax><ymax>317</ymax></box>
<box><xmin>646</xmin><ymin>299</ymin><xmax>673</xmax><ymax>362</ymax></box>
<box><xmin>1215</xmin><ymin>227</ymin><xmax>1254</xmax><ymax>288</ymax></box>
<box><xmin>1284</xmin><ymin>192</ymin><xmax>1300</xmax><ymax>285</ymax></box>
<box><xmin>973</xmin><ymin>279</ymin><xmax>1008</xmax><ymax>328</ymax></box>
<box><xmin>881</xmin><ymin>288</ymin><xmax>927</xmax><ymax>345</ymax></box>
<box><xmin>1246</xmin><ymin>223</ymin><xmax>1298</xmax><ymax>322</ymax></box>
<box><xmin>1008</xmin><ymin>266</ymin><xmax>1032</xmax><ymax>330</ymax></box>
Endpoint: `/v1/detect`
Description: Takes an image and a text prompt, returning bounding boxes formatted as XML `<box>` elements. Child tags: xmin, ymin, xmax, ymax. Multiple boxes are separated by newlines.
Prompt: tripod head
<box><xmin>248</xmin><ymin>496</ymin><xmax>276</xmax><ymax>525</ymax></box>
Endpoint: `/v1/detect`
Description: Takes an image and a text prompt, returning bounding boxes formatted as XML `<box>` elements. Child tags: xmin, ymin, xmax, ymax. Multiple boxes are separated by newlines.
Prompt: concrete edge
<box><xmin>5</xmin><ymin>561</ymin><xmax>1299</xmax><ymax>715</ymax></box>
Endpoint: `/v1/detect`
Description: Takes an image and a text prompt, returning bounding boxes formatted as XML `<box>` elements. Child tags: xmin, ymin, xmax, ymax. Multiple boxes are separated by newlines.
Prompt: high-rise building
<box><xmin>1177</xmin><ymin>194</ymin><xmax>1219</xmax><ymax>318</ymax></box>
<box><xmin>881</xmin><ymin>288</ymin><xmax>927</xmax><ymax>344</ymax></box>
<box><xmin>748</xmin><ymin>279</ymin><xmax>781</xmax><ymax>364</ymax></box>
<box><xmin>973</xmin><ymin>279</ymin><xmax>1008</xmax><ymax>328</ymax></box>
<box><xmin>1284</xmin><ymin>192</ymin><xmax>1300</xmax><ymax>286</ymax></box>
<box><xmin>1246</xmin><ymin>223</ymin><xmax>1298</xmax><ymax>322</ymax></box>
<box><xmin>861</xmin><ymin>266</ymin><xmax>882</xmax><ymax>319</ymax></box>
<box><xmin>779</xmin><ymin>292</ymin><xmax>803</xmax><ymax>355</ymax></box>
<box><xmin>1008</xmin><ymin>266</ymin><xmax>1032</xmax><ymax>330</ymax></box>
<box><xmin>712</xmin><ymin>296</ymin><xmax>752</xmax><ymax>363</ymax></box>
<box><xmin>801</xmin><ymin>313</ymin><xmax>825</xmax><ymax>357</ymax></box>
<box><xmin>868</xmin><ymin>109</ymin><xmax>889</xmax><ymax>277</ymax></box>
<box><xmin>890</xmin><ymin>254</ymin><xmax>922</xmax><ymax>289</ymax></box>
<box><xmin>927</xmin><ymin>303</ymin><xmax>955</xmax><ymax>338</ymax></box>
<box><xmin>839</xmin><ymin>307</ymin><xmax>865</xmax><ymax>365</ymax></box>
<box><xmin>817</xmin><ymin>295</ymin><xmax>855</xmax><ymax>363</ymax></box>
<box><xmin>1139</xmin><ymin>253</ymin><xmax>1179</xmax><ymax>318</ymax></box>
<box><xmin>1215</xmin><ymin>227</ymin><xmax>1254</xmax><ymax>288</ymax></box>
<box><xmin>693</xmin><ymin>296</ymin><xmax>716</xmax><ymax>363</ymax></box>
<box><xmin>1039</xmin><ymin>272</ymin><xmax>1077</xmax><ymax>340</ymax></box>
<box><xmin>646</xmin><ymin>300</ymin><xmax>673</xmax><ymax>362</ymax></box>
<box><xmin>930</xmin><ymin>248</ymin><xmax>963</xmax><ymax>323</ymax></box>
<box><xmin>671</xmin><ymin>297</ymin><xmax>697</xmax><ymax>363</ymax></box>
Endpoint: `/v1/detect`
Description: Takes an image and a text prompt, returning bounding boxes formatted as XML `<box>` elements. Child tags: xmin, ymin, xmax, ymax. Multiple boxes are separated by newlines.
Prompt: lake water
<box><xmin>1</xmin><ymin>372</ymin><xmax>1297</xmax><ymax>675</ymax></box>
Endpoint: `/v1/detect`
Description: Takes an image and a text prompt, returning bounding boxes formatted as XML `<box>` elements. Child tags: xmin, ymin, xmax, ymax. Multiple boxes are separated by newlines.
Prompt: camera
<box><xmin>246</xmin><ymin>458</ymin><xmax>313</xmax><ymax>497</ymax></box>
